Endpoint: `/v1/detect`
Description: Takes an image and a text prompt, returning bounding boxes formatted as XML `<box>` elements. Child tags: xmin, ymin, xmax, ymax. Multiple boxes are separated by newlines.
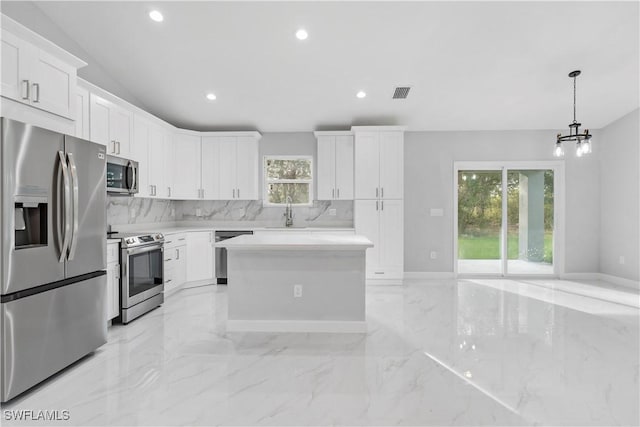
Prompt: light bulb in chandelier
<box><xmin>581</xmin><ymin>135</ymin><xmax>592</xmax><ymax>154</ymax></box>
<box><xmin>576</xmin><ymin>142</ymin><xmax>584</xmax><ymax>157</ymax></box>
<box><xmin>554</xmin><ymin>138</ymin><xmax>565</xmax><ymax>157</ymax></box>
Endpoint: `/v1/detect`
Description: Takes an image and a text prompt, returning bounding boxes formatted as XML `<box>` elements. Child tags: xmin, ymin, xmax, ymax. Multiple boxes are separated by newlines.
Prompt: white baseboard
<box><xmin>598</xmin><ymin>274</ymin><xmax>640</xmax><ymax>291</ymax></box>
<box><xmin>226</xmin><ymin>320</ymin><xmax>367</xmax><ymax>333</ymax></box>
<box><xmin>559</xmin><ymin>272</ymin><xmax>600</xmax><ymax>281</ymax></box>
<box><xmin>404</xmin><ymin>272</ymin><xmax>456</xmax><ymax>280</ymax></box>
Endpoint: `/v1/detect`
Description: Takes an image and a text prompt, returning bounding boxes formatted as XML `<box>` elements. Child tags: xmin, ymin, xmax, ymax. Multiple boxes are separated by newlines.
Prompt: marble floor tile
<box><xmin>1</xmin><ymin>279</ymin><xmax>638</xmax><ymax>426</ymax></box>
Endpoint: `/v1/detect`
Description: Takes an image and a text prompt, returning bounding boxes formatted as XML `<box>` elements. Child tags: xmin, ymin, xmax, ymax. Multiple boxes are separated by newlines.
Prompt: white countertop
<box><xmin>216</xmin><ymin>234</ymin><xmax>373</xmax><ymax>251</ymax></box>
<box><xmin>112</xmin><ymin>223</ymin><xmax>354</xmax><ymax>235</ymax></box>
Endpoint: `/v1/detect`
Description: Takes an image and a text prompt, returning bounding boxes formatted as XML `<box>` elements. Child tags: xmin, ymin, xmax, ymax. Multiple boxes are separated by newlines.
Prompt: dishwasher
<box><xmin>215</xmin><ymin>230</ymin><xmax>254</xmax><ymax>284</ymax></box>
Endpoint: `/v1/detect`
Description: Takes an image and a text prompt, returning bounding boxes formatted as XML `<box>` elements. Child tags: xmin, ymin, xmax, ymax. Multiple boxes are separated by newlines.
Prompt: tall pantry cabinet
<box><xmin>352</xmin><ymin>126</ymin><xmax>405</xmax><ymax>283</ymax></box>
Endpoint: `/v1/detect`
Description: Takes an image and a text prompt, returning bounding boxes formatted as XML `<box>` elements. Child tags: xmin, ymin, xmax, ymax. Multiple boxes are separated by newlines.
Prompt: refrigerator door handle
<box><xmin>58</xmin><ymin>151</ymin><xmax>72</xmax><ymax>262</ymax></box>
<box><xmin>67</xmin><ymin>152</ymin><xmax>80</xmax><ymax>260</ymax></box>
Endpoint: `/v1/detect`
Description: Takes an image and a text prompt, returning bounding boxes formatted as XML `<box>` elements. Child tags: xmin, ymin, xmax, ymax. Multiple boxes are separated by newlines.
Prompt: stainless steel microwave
<box><xmin>106</xmin><ymin>156</ymin><xmax>138</xmax><ymax>194</ymax></box>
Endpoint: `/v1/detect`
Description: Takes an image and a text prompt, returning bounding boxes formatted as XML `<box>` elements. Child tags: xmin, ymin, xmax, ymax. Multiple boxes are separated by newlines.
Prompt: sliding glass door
<box><xmin>455</xmin><ymin>162</ymin><xmax>561</xmax><ymax>276</ymax></box>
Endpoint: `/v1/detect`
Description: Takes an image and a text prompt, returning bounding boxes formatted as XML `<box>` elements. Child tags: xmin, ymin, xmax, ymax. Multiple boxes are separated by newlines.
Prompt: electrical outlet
<box><xmin>329</xmin><ymin>208</ymin><xmax>337</xmax><ymax>216</ymax></box>
<box><xmin>430</xmin><ymin>251</ymin><xmax>438</xmax><ymax>259</ymax></box>
<box><xmin>238</xmin><ymin>207</ymin><xmax>246</xmax><ymax>216</ymax></box>
<box><xmin>619</xmin><ymin>256</ymin><xmax>625</xmax><ymax>265</ymax></box>
<box><xmin>293</xmin><ymin>284</ymin><xmax>303</xmax><ymax>298</ymax></box>
<box><xmin>195</xmin><ymin>208</ymin><xmax>202</xmax><ymax>217</ymax></box>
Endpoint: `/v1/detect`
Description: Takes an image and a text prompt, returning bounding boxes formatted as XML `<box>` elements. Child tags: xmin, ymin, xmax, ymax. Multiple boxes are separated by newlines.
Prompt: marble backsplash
<box><xmin>107</xmin><ymin>196</ymin><xmax>353</xmax><ymax>228</ymax></box>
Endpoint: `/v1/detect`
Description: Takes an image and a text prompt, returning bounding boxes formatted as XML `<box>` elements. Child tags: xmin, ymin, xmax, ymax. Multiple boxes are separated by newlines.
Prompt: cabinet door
<box><xmin>217</xmin><ymin>137</ymin><xmax>237</xmax><ymax>200</ymax></box>
<box><xmin>74</xmin><ymin>85</ymin><xmax>90</xmax><ymax>139</ymax></box>
<box><xmin>106</xmin><ymin>262</ymin><xmax>120</xmax><ymax>321</ymax></box>
<box><xmin>111</xmin><ymin>105</ymin><xmax>133</xmax><ymax>157</ymax></box>
<box><xmin>163</xmin><ymin>131</ymin><xmax>174</xmax><ymax>199</ymax></box>
<box><xmin>235</xmin><ymin>136</ymin><xmax>259</xmax><ymax>200</ymax></box>
<box><xmin>354</xmin><ymin>200</ymin><xmax>380</xmax><ymax>275</ymax></box>
<box><xmin>174</xmin><ymin>245</ymin><xmax>187</xmax><ymax>287</ymax></box>
<box><xmin>132</xmin><ymin>116</ymin><xmax>150</xmax><ymax>197</ymax></box>
<box><xmin>186</xmin><ymin>232</ymin><xmax>214</xmax><ymax>282</ymax></box>
<box><xmin>201</xmin><ymin>137</ymin><xmax>220</xmax><ymax>199</ymax></box>
<box><xmin>334</xmin><ymin>135</ymin><xmax>354</xmax><ymax>200</ymax></box>
<box><xmin>89</xmin><ymin>94</ymin><xmax>112</xmax><ymax>147</ymax></box>
<box><xmin>31</xmin><ymin>48</ymin><xmax>76</xmax><ymax>119</ymax></box>
<box><xmin>378</xmin><ymin>132</ymin><xmax>404</xmax><ymax>200</ymax></box>
<box><xmin>354</xmin><ymin>132</ymin><xmax>380</xmax><ymax>199</ymax></box>
<box><xmin>1</xmin><ymin>30</ymin><xmax>30</xmax><ymax>103</ymax></box>
<box><xmin>379</xmin><ymin>199</ymin><xmax>404</xmax><ymax>273</ymax></box>
<box><xmin>147</xmin><ymin>124</ymin><xmax>165</xmax><ymax>197</ymax></box>
<box><xmin>173</xmin><ymin>133</ymin><xmax>201</xmax><ymax>199</ymax></box>
<box><xmin>316</xmin><ymin>136</ymin><xmax>336</xmax><ymax>200</ymax></box>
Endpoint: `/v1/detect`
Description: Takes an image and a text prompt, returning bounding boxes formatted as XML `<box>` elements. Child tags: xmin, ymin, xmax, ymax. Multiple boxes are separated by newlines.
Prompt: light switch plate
<box><xmin>195</xmin><ymin>208</ymin><xmax>202</xmax><ymax>217</ymax></box>
<box><xmin>430</xmin><ymin>208</ymin><xmax>444</xmax><ymax>217</ymax></box>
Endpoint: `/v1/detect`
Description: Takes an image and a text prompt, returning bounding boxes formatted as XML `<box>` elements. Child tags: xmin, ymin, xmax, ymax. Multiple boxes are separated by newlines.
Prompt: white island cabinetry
<box><xmin>218</xmin><ymin>234</ymin><xmax>372</xmax><ymax>333</ymax></box>
<box><xmin>186</xmin><ymin>231</ymin><xmax>215</xmax><ymax>284</ymax></box>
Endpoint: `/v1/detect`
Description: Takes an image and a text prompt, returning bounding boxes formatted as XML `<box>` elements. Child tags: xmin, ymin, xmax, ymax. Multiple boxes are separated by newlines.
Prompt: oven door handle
<box><xmin>126</xmin><ymin>245</ymin><xmax>164</xmax><ymax>256</ymax></box>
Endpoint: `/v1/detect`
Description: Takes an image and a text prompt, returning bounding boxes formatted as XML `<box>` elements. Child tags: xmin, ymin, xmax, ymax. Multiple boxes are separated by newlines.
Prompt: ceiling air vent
<box><xmin>392</xmin><ymin>87</ymin><xmax>411</xmax><ymax>99</ymax></box>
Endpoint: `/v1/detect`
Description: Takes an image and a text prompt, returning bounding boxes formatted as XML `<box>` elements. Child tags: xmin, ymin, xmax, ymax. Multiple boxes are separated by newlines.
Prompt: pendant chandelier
<box><xmin>554</xmin><ymin>70</ymin><xmax>592</xmax><ymax>157</ymax></box>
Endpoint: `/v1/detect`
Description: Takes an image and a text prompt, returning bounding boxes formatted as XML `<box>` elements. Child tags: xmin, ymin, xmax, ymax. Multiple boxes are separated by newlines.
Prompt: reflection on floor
<box><xmin>458</xmin><ymin>259</ymin><xmax>554</xmax><ymax>275</ymax></box>
<box><xmin>2</xmin><ymin>279</ymin><xmax>638</xmax><ymax>426</ymax></box>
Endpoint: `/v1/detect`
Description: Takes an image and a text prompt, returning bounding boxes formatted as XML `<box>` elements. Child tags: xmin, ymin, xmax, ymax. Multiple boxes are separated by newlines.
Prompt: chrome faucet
<box><xmin>284</xmin><ymin>196</ymin><xmax>294</xmax><ymax>227</ymax></box>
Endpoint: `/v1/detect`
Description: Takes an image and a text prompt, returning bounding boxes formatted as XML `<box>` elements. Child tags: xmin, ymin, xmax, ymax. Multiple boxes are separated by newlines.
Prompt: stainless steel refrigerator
<box><xmin>0</xmin><ymin>118</ymin><xmax>108</xmax><ymax>402</ymax></box>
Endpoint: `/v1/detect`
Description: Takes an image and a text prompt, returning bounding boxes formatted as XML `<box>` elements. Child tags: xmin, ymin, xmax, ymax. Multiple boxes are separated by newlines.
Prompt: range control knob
<box><xmin>126</xmin><ymin>238</ymin><xmax>135</xmax><ymax>244</ymax></box>
<box><xmin>155</xmin><ymin>234</ymin><xmax>163</xmax><ymax>240</ymax></box>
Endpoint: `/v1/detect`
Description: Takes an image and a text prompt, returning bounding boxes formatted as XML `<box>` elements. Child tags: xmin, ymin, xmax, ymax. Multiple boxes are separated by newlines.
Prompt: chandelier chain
<box><xmin>573</xmin><ymin>75</ymin><xmax>577</xmax><ymax>124</ymax></box>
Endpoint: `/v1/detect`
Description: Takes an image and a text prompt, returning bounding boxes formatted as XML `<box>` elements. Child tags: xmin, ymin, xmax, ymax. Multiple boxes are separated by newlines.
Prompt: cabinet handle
<box><xmin>165</xmin><ymin>279</ymin><xmax>172</xmax><ymax>283</ymax></box>
<box><xmin>116</xmin><ymin>141</ymin><xmax>121</xmax><ymax>154</ymax></box>
<box><xmin>233</xmin><ymin>188</ymin><xmax>235</xmax><ymax>198</ymax></box>
<box><xmin>337</xmin><ymin>188</ymin><xmax>340</xmax><ymax>198</ymax></box>
<box><xmin>381</xmin><ymin>201</ymin><xmax>384</xmax><ymax>211</ymax></box>
<box><xmin>168</xmin><ymin>187</ymin><xmax>171</xmax><ymax>197</ymax></box>
<box><xmin>376</xmin><ymin>187</ymin><xmax>379</xmax><ymax>198</ymax></box>
<box><xmin>153</xmin><ymin>185</ymin><xmax>157</xmax><ymax>196</ymax></box>
<box><xmin>374</xmin><ymin>271</ymin><xmax>385</xmax><ymax>275</ymax></box>
<box><xmin>332</xmin><ymin>188</ymin><xmax>335</xmax><ymax>199</ymax></box>
<box><xmin>176</xmin><ymin>248</ymin><xmax>179</xmax><ymax>260</ymax></box>
<box><xmin>201</xmin><ymin>188</ymin><xmax>205</xmax><ymax>199</ymax></box>
<box><xmin>115</xmin><ymin>264</ymin><xmax>120</xmax><ymax>279</ymax></box>
<box><xmin>237</xmin><ymin>188</ymin><xmax>240</xmax><ymax>198</ymax></box>
<box><xmin>376</xmin><ymin>200</ymin><xmax>379</xmax><ymax>211</ymax></box>
<box><xmin>381</xmin><ymin>187</ymin><xmax>384</xmax><ymax>198</ymax></box>
<box><xmin>32</xmin><ymin>83</ymin><xmax>40</xmax><ymax>103</ymax></box>
<box><xmin>111</xmin><ymin>141</ymin><xmax>116</xmax><ymax>154</ymax></box>
<box><xmin>21</xmin><ymin>80</ymin><xmax>30</xmax><ymax>100</ymax></box>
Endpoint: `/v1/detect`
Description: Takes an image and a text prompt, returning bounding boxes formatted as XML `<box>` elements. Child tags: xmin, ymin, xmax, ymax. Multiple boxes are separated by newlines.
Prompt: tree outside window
<box><xmin>264</xmin><ymin>156</ymin><xmax>313</xmax><ymax>206</ymax></box>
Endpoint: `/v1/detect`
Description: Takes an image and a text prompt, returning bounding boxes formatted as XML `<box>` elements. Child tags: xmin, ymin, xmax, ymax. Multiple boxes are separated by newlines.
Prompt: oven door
<box><xmin>106</xmin><ymin>157</ymin><xmax>138</xmax><ymax>194</ymax></box>
<box><xmin>122</xmin><ymin>244</ymin><xmax>163</xmax><ymax>308</ymax></box>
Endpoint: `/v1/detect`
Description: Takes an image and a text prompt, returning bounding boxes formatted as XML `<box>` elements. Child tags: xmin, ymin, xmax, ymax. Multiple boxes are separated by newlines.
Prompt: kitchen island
<box><xmin>217</xmin><ymin>234</ymin><xmax>373</xmax><ymax>333</ymax></box>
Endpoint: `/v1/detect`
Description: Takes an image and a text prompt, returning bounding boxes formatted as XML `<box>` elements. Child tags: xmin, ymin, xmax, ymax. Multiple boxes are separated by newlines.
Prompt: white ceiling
<box><xmin>23</xmin><ymin>1</ymin><xmax>640</xmax><ymax>131</ymax></box>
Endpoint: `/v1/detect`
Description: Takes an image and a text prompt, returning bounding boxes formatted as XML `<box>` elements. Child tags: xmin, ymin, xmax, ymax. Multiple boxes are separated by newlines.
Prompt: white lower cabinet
<box><xmin>355</xmin><ymin>199</ymin><xmax>404</xmax><ymax>281</ymax></box>
<box><xmin>164</xmin><ymin>233</ymin><xmax>188</xmax><ymax>295</ymax></box>
<box><xmin>186</xmin><ymin>231</ymin><xmax>215</xmax><ymax>283</ymax></box>
<box><xmin>106</xmin><ymin>242</ymin><xmax>120</xmax><ymax>321</ymax></box>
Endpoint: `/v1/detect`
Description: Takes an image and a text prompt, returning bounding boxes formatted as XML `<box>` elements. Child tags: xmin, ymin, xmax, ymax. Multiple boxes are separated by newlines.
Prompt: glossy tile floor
<box><xmin>2</xmin><ymin>279</ymin><xmax>639</xmax><ymax>426</ymax></box>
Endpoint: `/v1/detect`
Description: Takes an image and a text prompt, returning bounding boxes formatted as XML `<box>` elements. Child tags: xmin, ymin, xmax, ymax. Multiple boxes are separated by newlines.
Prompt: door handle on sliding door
<box><xmin>57</xmin><ymin>151</ymin><xmax>71</xmax><ymax>262</ymax></box>
<box><xmin>67</xmin><ymin>152</ymin><xmax>79</xmax><ymax>260</ymax></box>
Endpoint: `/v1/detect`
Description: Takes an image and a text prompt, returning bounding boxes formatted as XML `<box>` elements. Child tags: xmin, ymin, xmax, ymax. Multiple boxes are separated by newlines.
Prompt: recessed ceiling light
<box><xmin>356</xmin><ymin>91</ymin><xmax>367</xmax><ymax>99</ymax></box>
<box><xmin>296</xmin><ymin>29</ymin><xmax>308</xmax><ymax>40</ymax></box>
<box><xmin>149</xmin><ymin>10</ymin><xmax>164</xmax><ymax>22</ymax></box>
<box><xmin>206</xmin><ymin>93</ymin><xmax>217</xmax><ymax>101</ymax></box>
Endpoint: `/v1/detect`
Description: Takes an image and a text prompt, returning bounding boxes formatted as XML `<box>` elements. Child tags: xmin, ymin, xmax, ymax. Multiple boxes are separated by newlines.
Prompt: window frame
<box><xmin>263</xmin><ymin>155</ymin><xmax>314</xmax><ymax>207</ymax></box>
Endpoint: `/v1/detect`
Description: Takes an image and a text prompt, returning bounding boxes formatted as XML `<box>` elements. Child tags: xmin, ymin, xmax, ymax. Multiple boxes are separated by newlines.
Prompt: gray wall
<box><xmin>599</xmin><ymin>108</ymin><xmax>640</xmax><ymax>281</ymax></box>
<box><xmin>404</xmin><ymin>129</ymin><xmax>601</xmax><ymax>274</ymax></box>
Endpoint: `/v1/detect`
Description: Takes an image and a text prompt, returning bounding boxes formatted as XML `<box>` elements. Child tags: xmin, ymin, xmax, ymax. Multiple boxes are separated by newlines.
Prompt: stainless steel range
<box><xmin>110</xmin><ymin>232</ymin><xmax>165</xmax><ymax>323</ymax></box>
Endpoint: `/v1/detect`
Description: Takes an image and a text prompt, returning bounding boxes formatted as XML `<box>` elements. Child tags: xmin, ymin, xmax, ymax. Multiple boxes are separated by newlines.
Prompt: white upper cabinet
<box><xmin>208</xmin><ymin>134</ymin><xmax>260</xmax><ymax>200</ymax></box>
<box><xmin>1</xmin><ymin>16</ymin><xmax>86</xmax><ymax>120</ymax></box>
<box><xmin>89</xmin><ymin>94</ymin><xmax>133</xmax><ymax>157</ymax></box>
<box><xmin>74</xmin><ymin>84</ymin><xmax>90</xmax><ymax>139</ymax></box>
<box><xmin>132</xmin><ymin>115</ymin><xmax>150</xmax><ymax>197</ymax></box>
<box><xmin>161</xmin><ymin>129</ymin><xmax>174</xmax><ymax>199</ymax></box>
<box><xmin>172</xmin><ymin>132</ymin><xmax>201</xmax><ymax>199</ymax></box>
<box><xmin>147</xmin><ymin>123</ymin><xmax>169</xmax><ymax>198</ymax></box>
<box><xmin>315</xmin><ymin>132</ymin><xmax>354</xmax><ymax>200</ymax></box>
<box><xmin>201</xmin><ymin>137</ymin><xmax>221</xmax><ymax>200</ymax></box>
<box><xmin>353</xmin><ymin>128</ymin><xmax>404</xmax><ymax>200</ymax></box>
<box><xmin>235</xmin><ymin>136</ymin><xmax>259</xmax><ymax>200</ymax></box>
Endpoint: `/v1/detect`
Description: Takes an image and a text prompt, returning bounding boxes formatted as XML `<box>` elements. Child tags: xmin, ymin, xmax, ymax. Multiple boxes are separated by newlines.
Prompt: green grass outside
<box><xmin>458</xmin><ymin>232</ymin><xmax>553</xmax><ymax>263</ymax></box>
